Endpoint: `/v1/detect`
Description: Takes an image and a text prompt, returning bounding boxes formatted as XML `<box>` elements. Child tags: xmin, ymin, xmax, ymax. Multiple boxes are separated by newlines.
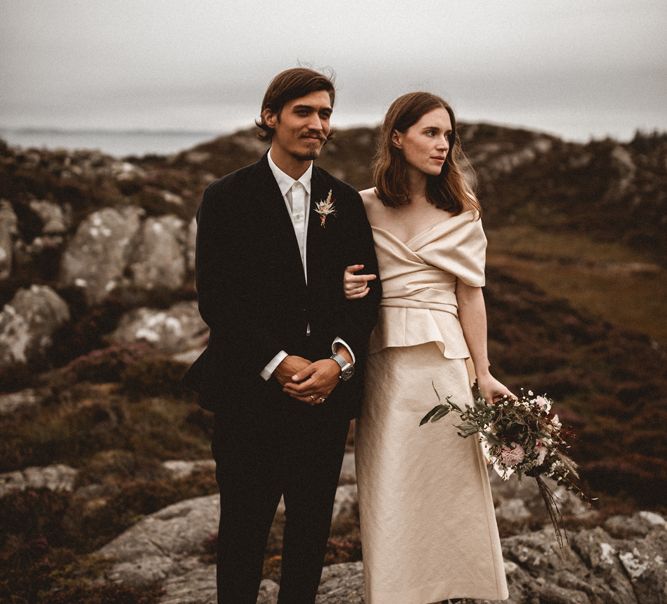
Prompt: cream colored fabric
<box><xmin>369</xmin><ymin>211</ymin><xmax>486</xmax><ymax>359</ymax></box>
<box><xmin>356</xmin><ymin>212</ymin><xmax>508</xmax><ymax>603</ymax></box>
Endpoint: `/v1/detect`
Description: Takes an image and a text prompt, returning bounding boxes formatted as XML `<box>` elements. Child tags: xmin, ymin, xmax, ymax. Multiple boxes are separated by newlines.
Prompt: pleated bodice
<box><xmin>369</xmin><ymin>210</ymin><xmax>486</xmax><ymax>359</ymax></box>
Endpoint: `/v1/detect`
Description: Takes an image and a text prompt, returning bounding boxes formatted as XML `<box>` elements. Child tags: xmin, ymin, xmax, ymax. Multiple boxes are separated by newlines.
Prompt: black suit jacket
<box><xmin>182</xmin><ymin>153</ymin><xmax>381</xmax><ymax>420</ymax></box>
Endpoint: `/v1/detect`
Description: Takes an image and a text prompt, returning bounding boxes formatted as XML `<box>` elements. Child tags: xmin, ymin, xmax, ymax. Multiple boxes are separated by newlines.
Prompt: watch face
<box><xmin>342</xmin><ymin>365</ymin><xmax>355</xmax><ymax>381</ymax></box>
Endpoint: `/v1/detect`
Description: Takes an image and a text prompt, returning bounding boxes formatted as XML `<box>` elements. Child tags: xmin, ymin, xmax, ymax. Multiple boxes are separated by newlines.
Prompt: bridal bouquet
<box><xmin>420</xmin><ymin>385</ymin><xmax>592</xmax><ymax>547</ymax></box>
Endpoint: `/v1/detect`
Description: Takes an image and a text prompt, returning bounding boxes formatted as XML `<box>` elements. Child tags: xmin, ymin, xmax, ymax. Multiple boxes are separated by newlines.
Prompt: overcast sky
<box><xmin>1</xmin><ymin>0</ymin><xmax>666</xmax><ymax>141</ymax></box>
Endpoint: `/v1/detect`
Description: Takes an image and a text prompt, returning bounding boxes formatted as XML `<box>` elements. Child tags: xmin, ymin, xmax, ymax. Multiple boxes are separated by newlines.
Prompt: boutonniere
<box><xmin>314</xmin><ymin>189</ymin><xmax>336</xmax><ymax>228</ymax></box>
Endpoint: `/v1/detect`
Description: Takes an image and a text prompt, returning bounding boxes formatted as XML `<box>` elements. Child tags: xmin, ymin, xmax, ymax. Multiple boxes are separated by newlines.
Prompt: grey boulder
<box><xmin>502</xmin><ymin>511</ymin><xmax>667</xmax><ymax>604</ymax></box>
<box><xmin>127</xmin><ymin>215</ymin><xmax>186</xmax><ymax>291</ymax></box>
<box><xmin>59</xmin><ymin>206</ymin><xmax>144</xmax><ymax>304</ymax></box>
<box><xmin>29</xmin><ymin>199</ymin><xmax>71</xmax><ymax>235</ymax></box>
<box><xmin>0</xmin><ymin>387</ymin><xmax>42</xmax><ymax>416</ymax></box>
<box><xmin>316</xmin><ymin>561</ymin><xmax>364</xmax><ymax>603</ymax></box>
<box><xmin>108</xmin><ymin>301</ymin><xmax>208</xmax><ymax>355</ymax></box>
<box><xmin>0</xmin><ymin>464</ymin><xmax>78</xmax><ymax>499</ymax></box>
<box><xmin>0</xmin><ymin>285</ymin><xmax>70</xmax><ymax>369</ymax></box>
<box><xmin>159</xmin><ymin>567</ymin><xmax>278</xmax><ymax>604</ymax></box>
<box><xmin>98</xmin><ymin>494</ymin><xmax>219</xmax><ymax>587</ymax></box>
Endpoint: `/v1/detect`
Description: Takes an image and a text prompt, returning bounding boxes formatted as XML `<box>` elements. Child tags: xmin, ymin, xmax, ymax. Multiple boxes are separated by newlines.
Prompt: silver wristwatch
<box><xmin>330</xmin><ymin>353</ymin><xmax>355</xmax><ymax>381</ymax></box>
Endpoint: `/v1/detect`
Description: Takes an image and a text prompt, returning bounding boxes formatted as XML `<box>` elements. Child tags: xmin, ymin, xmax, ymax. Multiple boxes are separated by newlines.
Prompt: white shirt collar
<box><xmin>267</xmin><ymin>148</ymin><xmax>313</xmax><ymax>196</ymax></box>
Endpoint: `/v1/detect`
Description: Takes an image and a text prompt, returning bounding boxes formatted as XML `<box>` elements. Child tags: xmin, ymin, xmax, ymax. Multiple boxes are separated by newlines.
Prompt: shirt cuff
<box><xmin>260</xmin><ymin>350</ymin><xmax>288</xmax><ymax>381</ymax></box>
<box><xmin>332</xmin><ymin>337</ymin><xmax>355</xmax><ymax>365</ymax></box>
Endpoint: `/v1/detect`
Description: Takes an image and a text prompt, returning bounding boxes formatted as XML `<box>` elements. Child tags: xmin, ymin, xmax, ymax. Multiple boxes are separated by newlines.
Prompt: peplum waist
<box><xmin>369</xmin><ymin>296</ymin><xmax>471</xmax><ymax>359</ymax></box>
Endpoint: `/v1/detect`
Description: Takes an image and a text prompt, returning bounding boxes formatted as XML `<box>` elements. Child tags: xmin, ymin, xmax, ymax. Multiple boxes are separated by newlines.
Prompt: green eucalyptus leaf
<box><xmin>420</xmin><ymin>404</ymin><xmax>448</xmax><ymax>426</ymax></box>
<box><xmin>431</xmin><ymin>406</ymin><xmax>452</xmax><ymax>422</ymax></box>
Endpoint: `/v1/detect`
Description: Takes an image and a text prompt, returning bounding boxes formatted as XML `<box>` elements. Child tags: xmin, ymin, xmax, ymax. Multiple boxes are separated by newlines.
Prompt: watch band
<box><xmin>330</xmin><ymin>353</ymin><xmax>347</xmax><ymax>370</ymax></box>
<box><xmin>330</xmin><ymin>353</ymin><xmax>354</xmax><ymax>381</ymax></box>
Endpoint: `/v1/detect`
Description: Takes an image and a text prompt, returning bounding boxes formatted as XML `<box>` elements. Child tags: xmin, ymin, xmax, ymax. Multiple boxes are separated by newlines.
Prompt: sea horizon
<box><xmin>0</xmin><ymin>126</ymin><xmax>225</xmax><ymax>158</ymax></box>
<box><xmin>1</xmin><ymin>120</ymin><xmax>664</xmax><ymax>159</ymax></box>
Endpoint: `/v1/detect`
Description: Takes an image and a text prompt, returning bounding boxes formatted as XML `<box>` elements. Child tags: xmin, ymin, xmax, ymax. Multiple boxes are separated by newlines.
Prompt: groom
<box><xmin>182</xmin><ymin>68</ymin><xmax>380</xmax><ymax>603</ymax></box>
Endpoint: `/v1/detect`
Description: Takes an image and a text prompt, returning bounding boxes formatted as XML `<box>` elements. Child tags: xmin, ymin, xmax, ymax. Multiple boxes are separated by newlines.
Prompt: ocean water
<box><xmin>0</xmin><ymin>129</ymin><xmax>220</xmax><ymax>158</ymax></box>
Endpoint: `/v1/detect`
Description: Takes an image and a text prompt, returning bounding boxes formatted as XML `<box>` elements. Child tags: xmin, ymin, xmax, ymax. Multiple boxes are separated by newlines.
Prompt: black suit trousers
<box><xmin>212</xmin><ymin>404</ymin><xmax>350</xmax><ymax>604</ymax></box>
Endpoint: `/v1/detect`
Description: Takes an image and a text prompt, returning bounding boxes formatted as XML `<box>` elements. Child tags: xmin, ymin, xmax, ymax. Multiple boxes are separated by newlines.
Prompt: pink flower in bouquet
<box><xmin>500</xmin><ymin>443</ymin><xmax>525</xmax><ymax>467</ymax></box>
<box><xmin>421</xmin><ymin>384</ymin><xmax>591</xmax><ymax>550</ymax></box>
<box><xmin>535</xmin><ymin>440</ymin><xmax>548</xmax><ymax>465</ymax></box>
<box><xmin>534</xmin><ymin>395</ymin><xmax>551</xmax><ymax>412</ymax></box>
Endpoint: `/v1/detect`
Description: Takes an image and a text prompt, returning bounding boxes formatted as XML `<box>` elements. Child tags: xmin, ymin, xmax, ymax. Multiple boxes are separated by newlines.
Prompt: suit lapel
<box><xmin>307</xmin><ymin>167</ymin><xmax>328</xmax><ymax>274</ymax></box>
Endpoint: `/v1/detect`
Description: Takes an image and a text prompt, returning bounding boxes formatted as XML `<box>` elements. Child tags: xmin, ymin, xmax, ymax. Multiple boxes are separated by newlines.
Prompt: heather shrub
<box><xmin>532</xmin><ymin>367</ymin><xmax>588</xmax><ymax>398</ymax></box>
<box><xmin>324</xmin><ymin>535</ymin><xmax>362</xmax><ymax>565</ymax></box>
<box><xmin>624</xmin><ymin>429</ymin><xmax>667</xmax><ymax>459</ymax></box>
<box><xmin>582</xmin><ymin>455</ymin><xmax>667</xmax><ymax>506</ymax></box>
<box><xmin>0</xmin><ymin>469</ymin><xmax>215</xmax><ymax>601</ymax></box>
<box><xmin>496</xmin><ymin>344</ymin><xmax>566</xmax><ymax>374</ymax></box>
<box><xmin>47</xmin><ymin>293</ymin><xmax>128</xmax><ymax>366</ymax></box>
<box><xmin>54</xmin><ymin>344</ymin><xmax>150</xmax><ymax>386</ymax></box>
<box><xmin>77</xmin><ymin>472</ymin><xmax>217</xmax><ymax>551</ymax></box>
<box><xmin>0</xmin><ymin>386</ymin><xmax>209</xmax><ymax>472</ymax></box>
<box><xmin>120</xmin><ymin>354</ymin><xmax>187</xmax><ymax>397</ymax></box>
<box><xmin>75</xmin><ymin>449</ymin><xmax>164</xmax><ymax>486</ymax></box>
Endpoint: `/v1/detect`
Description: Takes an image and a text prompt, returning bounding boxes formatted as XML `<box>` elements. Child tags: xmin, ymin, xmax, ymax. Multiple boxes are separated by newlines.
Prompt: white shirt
<box><xmin>260</xmin><ymin>149</ymin><xmax>354</xmax><ymax>380</ymax></box>
<box><xmin>267</xmin><ymin>149</ymin><xmax>312</xmax><ymax>280</ymax></box>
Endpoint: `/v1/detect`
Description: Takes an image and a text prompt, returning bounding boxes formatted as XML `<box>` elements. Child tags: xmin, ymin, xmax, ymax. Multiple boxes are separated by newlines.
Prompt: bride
<box><xmin>344</xmin><ymin>92</ymin><xmax>511</xmax><ymax>603</ymax></box>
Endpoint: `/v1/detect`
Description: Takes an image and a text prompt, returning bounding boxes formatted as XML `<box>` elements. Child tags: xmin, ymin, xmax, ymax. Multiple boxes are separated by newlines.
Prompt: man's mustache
<box><xmin>300</xmin><ymin>131</ymin><xmax>327</xmax><ymax>142</ymax></box>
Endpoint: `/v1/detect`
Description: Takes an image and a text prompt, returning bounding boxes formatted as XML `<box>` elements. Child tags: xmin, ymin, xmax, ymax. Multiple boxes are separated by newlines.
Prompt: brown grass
<box><xmin>487</xmin><ymin>225</ymin><xmax>667</xmax><ymax>345</ymax></box>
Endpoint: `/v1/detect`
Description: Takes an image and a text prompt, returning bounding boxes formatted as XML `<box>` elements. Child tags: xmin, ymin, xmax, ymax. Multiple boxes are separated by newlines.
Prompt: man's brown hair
<box><xmin>256</xmin><ymin>68</ymin><xmax>336</xmax><ymax>141</ymax></box>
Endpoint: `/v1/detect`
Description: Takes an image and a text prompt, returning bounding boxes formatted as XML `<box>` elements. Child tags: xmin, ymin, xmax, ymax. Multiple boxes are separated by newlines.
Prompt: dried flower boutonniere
<box><xmin>314</xmin><ymin>190</ymin><xmax>336</xmax><ymax>228</ymax></box>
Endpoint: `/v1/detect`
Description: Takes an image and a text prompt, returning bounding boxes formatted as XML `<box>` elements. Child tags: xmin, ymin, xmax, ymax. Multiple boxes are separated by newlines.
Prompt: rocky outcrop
<box><xmin>14</xmin><ymin>200</ymin><xmax>73</xmax><ymax>260</ymax></box>
<box><xmin>500</xmin><ymin>512</ymin><xmax>667</xmax><ymax>604</ymax></box>
<box><xmin>0</xmin><ymin>285</ymin><xmax>70</xmax><ymax>369</ymax></box>
<box><xmin>108</xmin><ymin>301</ymin><xmax>208</xmax><ymax>354</ymax></box>
<box><xmin>339</xmin><ymin>450</ymin><xmax>356</xmax><ymax>485</ymax></box>
<box><xmin>470</xmin><ymin>133</ymin><xmax>556</xmax><ymax>176</ymax></box>
<box><xmin>28</xmin><ymin>199</ymin><xmax>71</xmax><ymax>236</ymax></box>
<box><xmin>92</xmin><ymin>446</ymin><xmax>667</xmax><ymax>604</ymax></box>
<box><xmin>0</xmin><ymin>464</ymin><xmax>78</xmax><ymax>498</ymax></box>
<box><xmin>59</xmin><ymin>206</ymin><xmax>144</xmax><ymax>304</ymax></box>
<box><xmin>58</xmin><ymin>207</ymin><xmax>192</xmax><ymax>304</ymax></box>
<box><xmin>261</xmin><ymin>513</ymin><xmax>667</xmax><ymax>604</ymax></box>
<box><xmin>159</xmin><ymin>568</ymin><xmax>277</xmax><ymax>604</ymax></box>
<box><xmin>490</xmin><ymin>472</ymin><xmax>596</xmax><ymax>527</ymax></box>
<box><xmin>102</xmin><ymin>507</ymin><xmax>667</xmax><ymax>603</ymax></box>
<box><xmin>158</xmin><ymin>565</ymin><xmax>217</xmax><ymax>604</ymax></box>
<box><xmin>331</xmin><ymin>484</ymin><xmax>357</xmax><ymax>529</ymax></box>
<box><xmin>162</xmin><ymin>459</ymin><xmax>216</xmax><ymax>480</ymax></box>
<box><xmin>315</xmin><ymin>562</ymin><xmax>364</xmax><ymax>603</ymax></box>
<box><xmin>157</xmin><ymin>564</ymin><xmax>364</xmax><ymax>604</ymax></box>
<box><xmin>128</xmin><ymin>215</ymin><xmax>186</xmax><ymax>291</ymax></box>
<box><xmin>0</xmin><ymin>199</ymin><xmax>18</xmax><ymax>280</ymax></box>
<box><xmin>98</xmin><ymin>494</ymin><xmax>219</xmax><ymax>586</ymax></box>
<box><xmin>108</xmin><ymin>298</ymin><xmax>209</xmax><ymax>363</ymax></box>
<box><xmin>0</xmin><ymin>387</ymin><xmax>41</xmax><ymax>416</ymax></box>
<box><xmin>157</xmin><ymin>561</ymin><xmax>367</xmax><ymax>604</ymax></box>
<box><xmin>95</xmin><ymin>481</ymin><xmax>360</xmax><ymax>594</ymax></box>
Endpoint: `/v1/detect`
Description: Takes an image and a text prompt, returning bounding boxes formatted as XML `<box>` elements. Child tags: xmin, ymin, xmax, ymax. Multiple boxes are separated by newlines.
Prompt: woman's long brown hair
<box><xmin>373</xmin><ymin>92</ymin><xmax>481</xmax><ymax>216</ymax></box>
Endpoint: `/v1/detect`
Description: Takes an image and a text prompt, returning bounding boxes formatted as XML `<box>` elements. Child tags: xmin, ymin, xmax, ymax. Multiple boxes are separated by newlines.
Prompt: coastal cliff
<box><xmin>0</xmin><ymin>126</ymin><xmax>665</xmax><ymax>602</ymax></box>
